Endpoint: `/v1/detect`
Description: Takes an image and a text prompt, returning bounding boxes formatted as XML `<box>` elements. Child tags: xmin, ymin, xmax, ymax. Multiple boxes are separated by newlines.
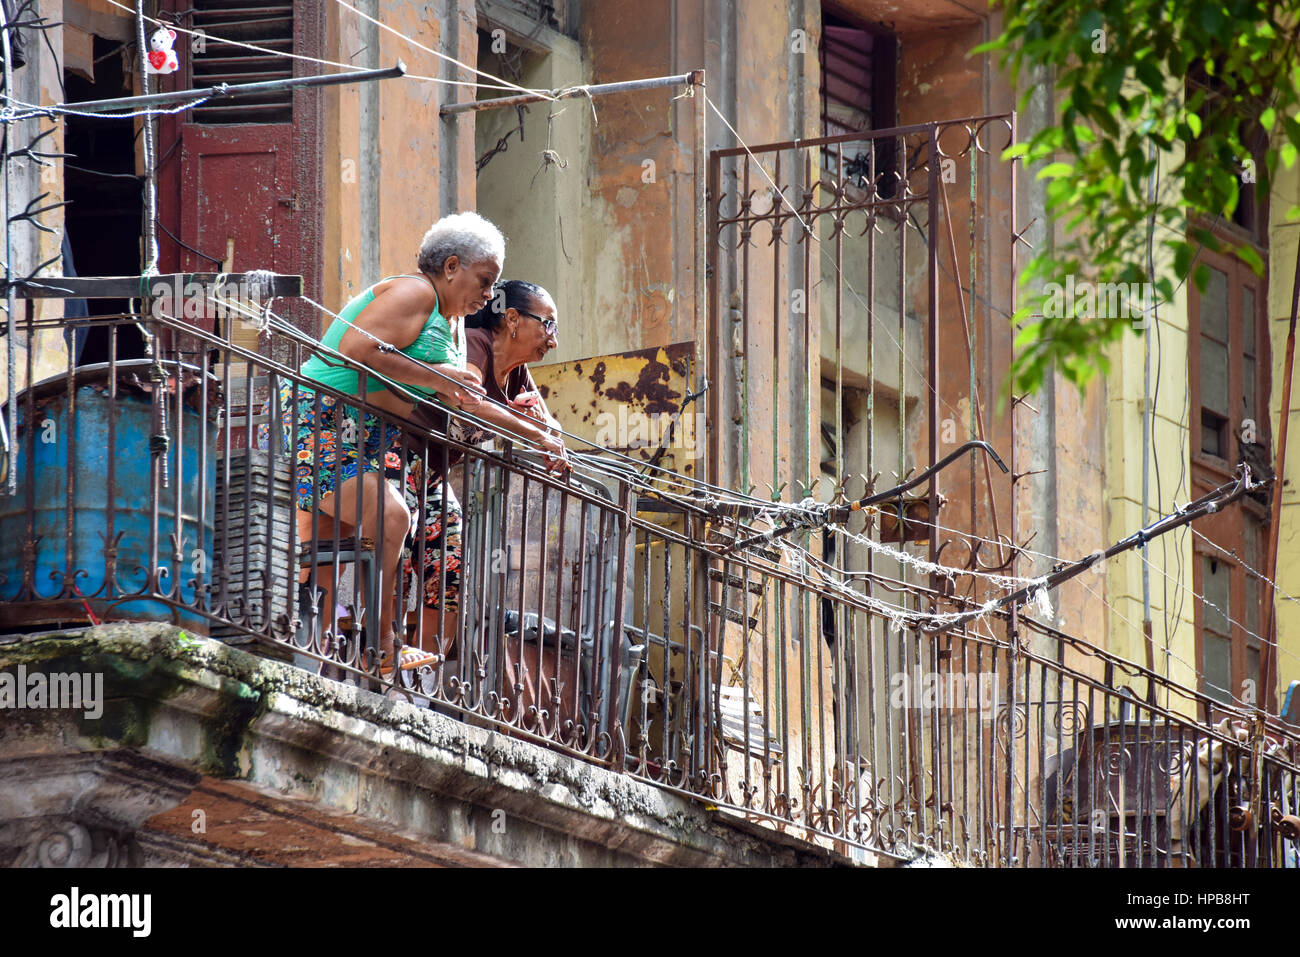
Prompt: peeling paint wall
<box><xmin>0</xmin><ymin>0</ymin><xmax>71</xmax><ymax>402</ymax></box>
<box><xmin>321</xmin><ymin>0</ymin><xmax>474</xmax><ymax>328</ymax></box>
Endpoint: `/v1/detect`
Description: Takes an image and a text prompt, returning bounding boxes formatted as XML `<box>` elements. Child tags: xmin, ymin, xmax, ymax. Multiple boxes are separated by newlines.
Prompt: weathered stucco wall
<box><xmin>475</xmin><ymin>26</ymin><xmax>587</xmax><ymax>357</ymax></box>
<box><xmin>322</xmin><ymin>0</ymin><xmax>477</xmax><ymax>328</ymax></box>
<box><xmin>1268</xmin><ymin>161</ymin><xmax>1300</xmax><ymax>703</ymax></box>
<box><xmin>0</xmin><ymin>0</ymin><xmax>71</xmax><ymax>404</ymax></box>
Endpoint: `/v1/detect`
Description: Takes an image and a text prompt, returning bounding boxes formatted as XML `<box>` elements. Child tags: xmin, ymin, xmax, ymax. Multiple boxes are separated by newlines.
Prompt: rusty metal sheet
<box><xmin>531</xmin><ymin>340</ymin><xmax>701</xmax><ymax>482</ymax></box>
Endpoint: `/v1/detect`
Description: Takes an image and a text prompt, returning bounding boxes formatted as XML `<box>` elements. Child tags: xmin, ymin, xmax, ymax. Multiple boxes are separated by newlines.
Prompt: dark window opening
<box><xmin>1201</xmin><ymin>409</ymin><xmax>1227</xmax><ymax>458</ymax></box>
<box><xmin>64</xmin><ymin>34</ymin><xmax>145</xmax><ymax>365</ymax></box>
<box><xmin>819</xmin><ymin>7</ymin><xmax>897</xmax><ymax>196</ymax></box>
<box><xmin>1187</xmin><ymin>66</ymin><xmax>1266</xmax><ymax>240</ymax></box>
<box><xmin>473</xmin><ymin>28</ymin><xmax>537</xmax><ymax>177</ymax></box>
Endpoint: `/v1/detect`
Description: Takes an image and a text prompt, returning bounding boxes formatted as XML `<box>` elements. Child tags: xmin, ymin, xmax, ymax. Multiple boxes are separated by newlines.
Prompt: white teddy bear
<box><xmin>145</xmin><ymin>27</ymin><xmax>179</xmax><ymax>75</ymax></box>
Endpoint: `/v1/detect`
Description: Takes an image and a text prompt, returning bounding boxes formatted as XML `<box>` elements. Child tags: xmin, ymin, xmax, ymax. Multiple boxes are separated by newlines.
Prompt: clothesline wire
<box><xmin>811</xmin><ymin>465</ymin><xmax>1300</xmax><ymax>694</ymax></box>
<box><xmin>1071</xmin><ymin>575</ymin><xmax>1259</xmax><ymax>711</ymax></box>
<box><xmin>753</xmin><ymin>512</ymin><xmax>1263</xmax><ymax>715</ymax></box>
<box><xmin>1191</xmin><ymin>525</ymin><xmax>1300</xmax><ymax>606</ymax></box>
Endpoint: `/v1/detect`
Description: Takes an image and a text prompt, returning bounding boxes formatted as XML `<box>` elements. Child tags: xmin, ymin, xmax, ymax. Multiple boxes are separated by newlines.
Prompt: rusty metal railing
<box><xmin>2</xmin><ymin>305</ymin><xmax>1297</xmax><ymax>867</ymax></box>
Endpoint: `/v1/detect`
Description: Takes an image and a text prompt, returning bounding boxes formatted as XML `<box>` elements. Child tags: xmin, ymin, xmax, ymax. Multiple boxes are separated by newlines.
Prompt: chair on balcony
<box><xmin>296</xmin><ymin>536</ymin><xmax>381</xmax><ymax>679</ymax></box>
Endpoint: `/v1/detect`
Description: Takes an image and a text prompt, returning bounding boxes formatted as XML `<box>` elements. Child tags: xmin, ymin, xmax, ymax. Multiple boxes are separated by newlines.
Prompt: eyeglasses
<box><xmin>517</xmin><ymin>309</ymin><xmax>558</xmax><ymax>336</ymax></box>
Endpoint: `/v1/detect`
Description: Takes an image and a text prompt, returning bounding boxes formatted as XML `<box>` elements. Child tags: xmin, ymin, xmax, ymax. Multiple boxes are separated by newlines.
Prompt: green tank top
<box><xmin>300</xmin><ymin>275</ymin><xmax>465</xmax><ymax>403</ymax></box>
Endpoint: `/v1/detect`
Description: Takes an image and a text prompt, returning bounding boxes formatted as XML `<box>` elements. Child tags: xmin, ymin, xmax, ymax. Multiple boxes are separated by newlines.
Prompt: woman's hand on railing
<box><xmin>433</xmin><ymin>364</ymin><xmax>486</xmax><ymax>410</ymax></box>
<box><xmin>538</xmin><ymin>429</ymin><xmax>570</xmax><ymax>474</ymax></box>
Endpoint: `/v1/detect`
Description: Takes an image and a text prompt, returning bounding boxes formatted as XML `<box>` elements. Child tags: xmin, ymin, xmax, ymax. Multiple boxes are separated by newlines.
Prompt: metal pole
<box><xmin>692</xmin><ymin>70</ymin><xmax>706</xmax><ymax>358</ymax></box>
<box><xmin>30</xmin><ymin>63</ymin><xmax>407</xmax><ymax>116</ymax></box>
<box><xmin>2</xmin><ymin>1</ymin><xmax>16</xmax><ymax>495</ymax></box>
<box><xmin>1142</xmin><ymin>138</ymin><xmax>1158</xmax><ymax>698</ymax></box>
<box><xmin>135</xmin><ymin>1</ymin><xmax>157</xmax><ymax>273</ymax></box>
<box><xmin>691</xmin><ymin>69</ymin><xmax>707</xmax><ymax>464</ymax></box>
<box><xmin>1004</xmin><ymin>110</ymin><xmax>1021</xmax><ymax>867</ymax></box>
<box><xmin>927</xmin><ymin>126</ymin><xmax>940</xmax><ymax>585</ymax></box>
<box><xmin>440</xmin><ymin>72</ymin><xmax>695</xmax><ymax>116</ymax></box>
<box><xmin>1259</xmin><ymin>236</ymin><xmax>1300</xmax><ymax>714</ymax></box>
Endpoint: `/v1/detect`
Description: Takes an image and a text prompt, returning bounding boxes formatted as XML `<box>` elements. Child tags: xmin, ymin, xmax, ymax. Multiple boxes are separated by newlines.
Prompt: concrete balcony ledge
<box><xmin>0</xmin><ymin>624</ymin><xmax>868</xmax><ymax>867</ymax></box>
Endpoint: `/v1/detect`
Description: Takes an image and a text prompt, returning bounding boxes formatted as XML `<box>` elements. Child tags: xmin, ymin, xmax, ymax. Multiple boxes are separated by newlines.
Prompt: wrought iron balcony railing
<box><xmin>1</xmin><ymin>301</ymin><xmax>1297</xmax><ymax>868</ymax></box>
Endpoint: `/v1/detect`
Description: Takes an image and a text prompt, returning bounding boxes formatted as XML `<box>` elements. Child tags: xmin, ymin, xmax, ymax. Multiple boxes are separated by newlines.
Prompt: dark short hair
<box><xmin>465</xmin><ymin>279</ymin><xmax>551</xmax><ymax>332</ymax></box>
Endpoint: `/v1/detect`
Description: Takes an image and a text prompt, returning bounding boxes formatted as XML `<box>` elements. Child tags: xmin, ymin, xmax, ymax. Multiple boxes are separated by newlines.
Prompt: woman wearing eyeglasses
<box><xmin>392</xmin><ymin>279</ymin><xmax>568</xmax><ymax>663</ymax></box>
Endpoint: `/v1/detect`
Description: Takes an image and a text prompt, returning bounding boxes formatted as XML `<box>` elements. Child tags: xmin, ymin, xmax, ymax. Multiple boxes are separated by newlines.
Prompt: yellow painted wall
<box><xmin>1102</xmin><ymin>267</ymin><xmax>1198</xmax><ymax>703</ymax></box>
<box><xmin>1267</xmin><ymin>161</ymin><xmax>1300</xmax><ymax>705</ymax></box>
<box><xmin>1095</xmin><ymin>154</ymin><xmax>1300</xmax><ymax>715</ymax></box>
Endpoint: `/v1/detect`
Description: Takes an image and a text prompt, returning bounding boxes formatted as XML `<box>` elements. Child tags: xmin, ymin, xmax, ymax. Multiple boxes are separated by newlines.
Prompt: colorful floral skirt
<box><xmin>280</xmin><ymin>382</ymin><xmax>403</xmax><ymax>513</ymax></box>
<box><xmin>386</xmin><ymin>449</ymin><xmax>463</xmax><ymax>612</ymax></box>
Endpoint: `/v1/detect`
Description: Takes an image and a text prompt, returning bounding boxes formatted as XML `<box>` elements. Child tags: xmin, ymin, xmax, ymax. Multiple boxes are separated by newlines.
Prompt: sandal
<box><xmin>378</xmin><ymin>644</ymin><xmax>441</xmax><ymax>678</ymax></box>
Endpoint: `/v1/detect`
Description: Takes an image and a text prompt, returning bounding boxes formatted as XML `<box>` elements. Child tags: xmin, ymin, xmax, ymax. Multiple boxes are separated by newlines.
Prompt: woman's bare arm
<box><xmin>459</xmin><ymin>362</ymin><xmax>554</xmax><ymax>444</ymax></box>
<box><xmin>336</xmin><ymin>279</ymin><xmax>484</xmax><ymax>406</ymax></box>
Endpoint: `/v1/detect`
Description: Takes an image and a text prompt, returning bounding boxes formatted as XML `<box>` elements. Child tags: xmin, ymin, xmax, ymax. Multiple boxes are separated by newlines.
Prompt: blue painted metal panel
<box><xmin>0</xmin><ymin>363</ymin><xmax>216</xmax><ymax>631</ymax></box>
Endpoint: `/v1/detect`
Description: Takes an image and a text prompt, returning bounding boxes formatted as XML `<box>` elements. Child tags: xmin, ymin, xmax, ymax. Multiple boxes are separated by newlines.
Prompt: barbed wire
<box><xmin>0</xmin><ymin>94</ymin><xmax>212</xmax><ymax>121</ymax></box>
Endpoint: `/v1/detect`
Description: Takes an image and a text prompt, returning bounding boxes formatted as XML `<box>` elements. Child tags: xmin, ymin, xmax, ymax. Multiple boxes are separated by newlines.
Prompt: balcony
<box><xmin>1</xmin><ymin>299</ymin><xmax>1297</xmax><ymax>868</ymax></box>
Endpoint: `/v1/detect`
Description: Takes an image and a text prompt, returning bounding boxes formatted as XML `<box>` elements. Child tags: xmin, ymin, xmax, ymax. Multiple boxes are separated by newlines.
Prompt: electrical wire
<box><xmin>1192</xmin><ymin>526</ymin><xmax>1300</xmax><ymax>606</ymax></box>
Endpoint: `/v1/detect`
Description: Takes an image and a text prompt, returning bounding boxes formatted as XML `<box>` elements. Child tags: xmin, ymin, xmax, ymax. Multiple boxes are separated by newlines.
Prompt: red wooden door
<box><xmin>178</xmin><ymin>123</ymin><xmax>297</xmax><ymax>292</ymax></box>
<box><xmin>155</xmin><ymin>1</ymin><xmax>323</xmax><ymax>351</ymax></box>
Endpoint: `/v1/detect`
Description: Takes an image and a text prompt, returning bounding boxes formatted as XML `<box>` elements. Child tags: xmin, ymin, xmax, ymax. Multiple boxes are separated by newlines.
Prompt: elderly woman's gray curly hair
<box><xmin>417</xmin><ymin>211</ymin><xmax>506</xmax><ymax>276</ymax></box>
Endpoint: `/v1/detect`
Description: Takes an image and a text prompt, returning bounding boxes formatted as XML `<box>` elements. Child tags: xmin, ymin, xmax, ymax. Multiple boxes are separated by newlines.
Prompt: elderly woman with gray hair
<box><xmin>283</xmin><ymin>211</ymin><xmax>502</xmax><ymax>676</ymax></box>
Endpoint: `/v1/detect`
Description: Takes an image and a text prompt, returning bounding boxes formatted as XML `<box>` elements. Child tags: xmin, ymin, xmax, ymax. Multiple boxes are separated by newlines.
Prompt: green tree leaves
<box><xmin>981</xmin><ymin>0</ymin><xmax>1300</xmax><ymax>395</ymax></box>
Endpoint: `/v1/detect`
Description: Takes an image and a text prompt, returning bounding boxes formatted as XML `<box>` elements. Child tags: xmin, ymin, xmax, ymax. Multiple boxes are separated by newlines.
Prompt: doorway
<box><xmin>63</xmin><ymin>34</ymin><xmax>144</xmax><ymax>365</ymax></box>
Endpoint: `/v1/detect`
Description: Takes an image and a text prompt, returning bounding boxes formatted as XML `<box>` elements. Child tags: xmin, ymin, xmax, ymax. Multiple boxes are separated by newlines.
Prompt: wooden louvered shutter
<box><xmin>190</xmin><ymin>1</ymin><xmax>294</xmax><ymax>125</ymax></box>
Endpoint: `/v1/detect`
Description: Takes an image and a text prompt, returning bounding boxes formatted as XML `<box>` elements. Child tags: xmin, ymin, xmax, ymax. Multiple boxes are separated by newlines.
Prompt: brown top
<box><xmin>406</xmin><ymin>326</ymin><xmax>537</xmax><ymax>468</ymax></box>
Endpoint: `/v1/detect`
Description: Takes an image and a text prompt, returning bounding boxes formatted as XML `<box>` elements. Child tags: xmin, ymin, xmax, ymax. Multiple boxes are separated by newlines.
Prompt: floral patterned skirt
<box><xmin>385</xmin><ymin>449</ymin><xmax>462</xmax><ymax>612</ymax></box>
<box><xmin>280</xmin><ymin>382</ymin><xmax>402</xmax><ymax>513</ymax></box>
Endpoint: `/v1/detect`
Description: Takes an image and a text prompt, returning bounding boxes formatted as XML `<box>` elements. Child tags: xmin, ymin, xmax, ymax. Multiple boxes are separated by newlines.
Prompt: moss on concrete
<box><xmin>0</xmin><ymin>623</ymin><xmax>270</xmax><ymax>776</ymax></box>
